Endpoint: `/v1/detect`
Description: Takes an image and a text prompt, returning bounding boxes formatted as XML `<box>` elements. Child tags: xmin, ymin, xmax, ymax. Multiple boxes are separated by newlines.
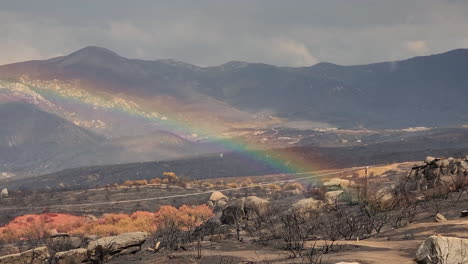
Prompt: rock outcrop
<box><xmin>87</xmin><ymin>232</ymin><xmax>147</xmax><ymax>257</ymax></box>
<box><xmin>0</xmin><ymin>247</ymin><xmax>49</xmax><ymax>264</ymax></box>
<box><xmin>408</xmin><ymin>156</ymin><xmax>468</xmax><ymax>191</ymax></box>
<box><xmin>416</xmin><ymin>235</ymin><xmax>468</xmax><ymax>264</ymax></box>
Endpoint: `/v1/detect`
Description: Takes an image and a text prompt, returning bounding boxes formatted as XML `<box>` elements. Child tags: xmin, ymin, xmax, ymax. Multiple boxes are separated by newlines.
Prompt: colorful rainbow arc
<box><xmin>0</xmin><ymin>78</ymin><xmax>335</xmax><ymax>177</ymax></box>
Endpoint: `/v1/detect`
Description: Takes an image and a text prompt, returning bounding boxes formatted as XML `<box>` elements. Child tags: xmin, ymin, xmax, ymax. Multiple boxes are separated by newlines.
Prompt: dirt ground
<box><xmin>107</xmin><ymin>201</ymin><xmax>468</xmax><ymax>264</ymax></box>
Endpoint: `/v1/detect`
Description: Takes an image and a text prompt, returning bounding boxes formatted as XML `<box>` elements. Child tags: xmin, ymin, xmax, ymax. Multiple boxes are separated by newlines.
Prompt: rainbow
<box><xmin>0</xmin><ymin>77</ymin><xmax>336</xmax><ymax>178</ymax></box>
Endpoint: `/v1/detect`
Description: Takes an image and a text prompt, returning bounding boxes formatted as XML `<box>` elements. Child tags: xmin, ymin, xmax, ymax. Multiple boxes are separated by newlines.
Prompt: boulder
<box><xmin>87</xmin><ymin>232</ymin><xmax>147</xmax><ymax>257</ymax></box>
<box><xmin>425</xmin><ymin>156</ymin><xmax>436</xmax><ymax>164</ymax></box>
<box><xmin>325</xmin><ymin>190</ymin><xmax>344</xmax><ymax>204</ymax></box>
<box><xmin>0</xmin><ymin>188</ymin><xmax>7</xmax><ymax>198</ymax></box>
<box><xmin>0</xmin><ymin>247</ymin><xmax>49</xmax><ymax>264</ymax></box>
<box><xmin>55</xmin><ymin>248</ymin><xmax>88</xmax><ymax>264</ymax></box>
<box><xmin>416</xmin><ymin>235</ymin><xmax>468</xmax><ymax>264</ymax></box>
<box><xmin>461</xmin><ymin>210</ymin><xmax>468</xmax><ymax>217</ymax></box>
<box><xmin>243</xmin><ymin>196</ymin><xmax>271</xmax><ymax>219</ymax></box>
<box><xmin>435</xmin><ymin>213</ymin><xmax>447</xmax><ymax>223</ymax></box>
<box><xmin>292</xmin><ymin>198</ymin><xmax>323</xmax><ymax>213</ymax></box>
<box><xmin>210</xmin><ymin>191</ymin><xmax>228</xmax><ymax>202</ymax></box>
<box><xmin>220</xmin><ymin>205</ymin><xmax>245</xmax><ymax>225</ymax></box>
<box><xmin>216</xmin><ymin>199</ymin><xmax>228</xmax><ymax>210</ymax></box>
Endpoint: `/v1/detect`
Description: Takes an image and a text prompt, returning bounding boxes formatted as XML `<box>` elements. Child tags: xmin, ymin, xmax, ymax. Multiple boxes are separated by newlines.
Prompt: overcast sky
<box><xmin>1</xmin><ymin>0</ymin><xmax>467</xmax><ymax>67</ymax></box>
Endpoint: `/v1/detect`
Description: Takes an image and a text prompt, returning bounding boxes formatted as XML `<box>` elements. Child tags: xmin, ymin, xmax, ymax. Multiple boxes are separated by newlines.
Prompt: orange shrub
<box><xmin>123</xmin><ymin>180</ymin><xmax>148</xmax><ymax>187</ymax></box>
<box><xmin>0</xmin><ymin>213</ymin><xmax>86</xmax><ymax>242</ymax></box>
<box><xmin>163</xmin><ymin>172</ymin><xmax>178</xmax><ymax>183</ymax></box>
<box><xmin>0</xmin><ymin>205</ymin><xmax>213</xmax><ymax>243</ymax></box>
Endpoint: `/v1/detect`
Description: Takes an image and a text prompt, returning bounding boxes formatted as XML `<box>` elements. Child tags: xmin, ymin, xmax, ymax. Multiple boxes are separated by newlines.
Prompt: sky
<box><xmin>1</xmin><ymin>0</ymin><xmax>468</xmax><ymax>67</ymax></box>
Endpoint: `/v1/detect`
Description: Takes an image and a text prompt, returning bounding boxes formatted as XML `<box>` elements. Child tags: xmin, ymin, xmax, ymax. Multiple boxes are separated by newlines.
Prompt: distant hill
<box><xmin>1</xmin><ymin>46</ymin><xmax>468</xmax><ymax>130</ymax></box>
<box><xmin>1</xmin><ymin>47</ymin><xmax>468</xmax><ymax>178</ymax></box>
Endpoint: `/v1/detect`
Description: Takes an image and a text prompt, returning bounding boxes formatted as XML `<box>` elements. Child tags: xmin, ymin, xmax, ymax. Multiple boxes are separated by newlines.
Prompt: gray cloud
<box><xmin>1</xmin><ymin>0</ymin><xmax>467</xmax><ymax>66</ymax></box>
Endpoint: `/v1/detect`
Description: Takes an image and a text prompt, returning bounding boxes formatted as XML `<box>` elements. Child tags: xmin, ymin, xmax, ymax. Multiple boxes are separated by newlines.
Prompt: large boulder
<box><xmin>0</xmin><ymin>247</ymin><xmax>49</xmax><ymax>264</ymax></box>
<box><xmin>55</xmin><ymin>248</ymin><xmax>88</xmax><ymax>264</ymax></box>
<box><xmin>49</xmin><ymin>234</ymin><xmax>83</xmax><ymax>250</ymax></box>
<box><xmin>416</xmin><ymin>235</ymin><xmax>468</xmax><ymax>264</ymax></box>
<box><xmin>0</xmin><ymin>188</ymin><xmax>7</xmax><ymax>198</ymax></box>
<box><xmin>244</xmin><ymin>196</ymin><xmax>271</xmax><ymax>219</ymax></box>
<box><xmin>87</xmin><ymin>232</ymin><xmax>147</xmax><ymax>257</ymax></box>
<box><xmin>292</xmin><ymin>198</ymin><xmax>323</xmax><ymax>213</ymax></box>
<box><xmin>325</xmin><ymin>190</ymin><xmax>344</xmax><ymax>204</ymax></box>
<box><xmin>210</xmin><ymin>191</ymin><xmax>228</xmax><ymax>202</ymax></box>
<box><xmin>220</xmin><ymin>205</ymin><xmax>245</xmax><ymax>225</ymax></box>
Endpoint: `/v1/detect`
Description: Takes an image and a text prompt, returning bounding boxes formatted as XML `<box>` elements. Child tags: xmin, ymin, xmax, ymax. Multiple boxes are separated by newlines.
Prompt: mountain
<box><xmin>1</xmin><ymin>47</ymin><xmax>468</xmax><ymax>178</ymax></box>
<box><xmin>2</xmin><ymin>47</ymin><xmax>468</xmax><ymax>131</ymax></box>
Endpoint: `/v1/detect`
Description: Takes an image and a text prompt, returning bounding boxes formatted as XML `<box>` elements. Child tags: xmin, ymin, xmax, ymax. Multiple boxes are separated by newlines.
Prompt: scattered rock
<box><xmin>55</xmin><ymin>248</ymin><xmax>88</xmax><ymax>264</ymax></box>
<box><xmin>435</xmin><ymin>213</ymin><xmax>447</xmax><ymax>223</ymax></box>
<box><xmin>461</xmin><ymin>210</ymin><xmax>468</xmax><ymax>217</ymax></box>
<box><xmin>0</xmin><ymin>247</ymin><xmax>49</xmax><ymax>264</ymax></box>
<box><xmin>416</xmin><ymin>235</ymin><xmax>468</xmax><ymax>264</ymax></box>
<box><xmin>0</xmin><ymin>188</ymin><xmax>7</xmax><ymax>198</ymax></box>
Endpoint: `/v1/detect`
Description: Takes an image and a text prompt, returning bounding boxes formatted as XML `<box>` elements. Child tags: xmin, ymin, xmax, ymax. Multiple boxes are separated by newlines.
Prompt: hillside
<box><xmin>1</xmin><ymin>47</ymin><xmax>468</xmax><ymax>130</ymax></box>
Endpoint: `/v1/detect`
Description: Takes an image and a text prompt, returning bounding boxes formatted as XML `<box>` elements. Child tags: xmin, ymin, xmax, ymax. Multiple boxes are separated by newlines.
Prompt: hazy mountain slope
<box><xmin>0</xmin><ymin>102</ymin><xmax>103</xmax><ymax>176</ymax></box>
<box><xmin>0</xmin><ymin>102</ymin><xmax>220</xmax><ymax>177</ymax></box>
<box><xmin>2</xmin><ymin>47</ymin><xmax>467</xmax><ymax>130</ymax></box>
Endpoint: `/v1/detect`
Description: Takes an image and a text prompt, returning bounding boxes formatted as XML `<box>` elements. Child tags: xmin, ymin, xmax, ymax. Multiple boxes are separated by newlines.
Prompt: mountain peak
<box><xmin>55</xmin><ymin>46</ymin><xmax>124</xmax><ymax>67</ymax></box>
<box><xmin>69</xmin><ymin>46</ymin><xmax>120</xmax><ymax>58</ymax></box>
